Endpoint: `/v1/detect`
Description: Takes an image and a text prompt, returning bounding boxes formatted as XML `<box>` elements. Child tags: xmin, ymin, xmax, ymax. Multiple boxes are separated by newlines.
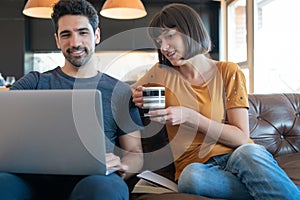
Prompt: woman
<box><xmin>132</xmin><ymin>3</ymin><xmax>300</xmax><ymax>200</ymax></box>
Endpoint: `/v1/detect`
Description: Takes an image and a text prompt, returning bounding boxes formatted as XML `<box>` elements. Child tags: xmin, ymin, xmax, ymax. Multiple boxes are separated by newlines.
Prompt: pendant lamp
<box><xmin>23</xmin><ymin>0</ymin><xmax>59</xmax><ymax>19</ymax></box>
<box><xmin>100</xmin><ymin>0</ymin><xmax>147</xmax><ymax>20</ymax></box>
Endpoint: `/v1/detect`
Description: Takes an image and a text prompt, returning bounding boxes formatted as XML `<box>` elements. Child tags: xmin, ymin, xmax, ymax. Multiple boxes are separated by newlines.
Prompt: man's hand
<box><xmin>106</xmin><ymin>153</ymin><xmax>128</xmax><ymax>179</ymax></box>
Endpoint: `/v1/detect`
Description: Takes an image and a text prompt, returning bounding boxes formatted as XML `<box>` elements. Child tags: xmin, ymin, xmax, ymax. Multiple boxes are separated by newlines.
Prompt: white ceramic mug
<box><xmin>142</xmin><ymin>87</ymin><xmax>165</xmax><ymax>110</ymax></box>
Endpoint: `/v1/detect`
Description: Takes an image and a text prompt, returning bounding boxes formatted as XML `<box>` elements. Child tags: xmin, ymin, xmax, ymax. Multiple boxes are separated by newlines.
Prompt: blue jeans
<box><xmin>70</xmin><ymin>174</ymin><xmax>129</xmax><ymax>200</ymax></box>
<box><xmin>178</xmin><ymin>143</ymin><xmax>300</xmax><ymax>200</ymax></box>
<box><xmin>0</xmin><ymin>173</ymin><xmax>128</xmax><ymax>200</ymax></box>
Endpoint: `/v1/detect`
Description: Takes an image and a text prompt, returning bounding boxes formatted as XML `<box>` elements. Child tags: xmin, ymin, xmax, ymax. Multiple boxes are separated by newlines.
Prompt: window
<box><xmin>224</xmin><ymin>0</ymin><xmax>300</xmax><ymax>93</ymax></box>
<box><xmin>227</xmin><ymin>0</ymin><xmax>247</xmax><ymax>64</ymax></box>
<box><xmin>226</xmin><ymin>0</ymin><xmax>250</xmax><ymax>92</ymax></box>
<box><xmin>253</xmin><ymin>0</ymin><xmax>300</xmax><ymax>93</ymax></box>
<box><xmin>33</xmin><ymin>52</ymin><xmax>158</xmax><ymax>82</ymax></box>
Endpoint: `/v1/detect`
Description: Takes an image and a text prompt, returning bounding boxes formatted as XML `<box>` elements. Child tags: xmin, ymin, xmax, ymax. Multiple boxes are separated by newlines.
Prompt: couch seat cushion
<box><xmin>275</xmin><ymin>152</ymin><xmax>300</xmax><ymax>186</ymax></box>
<box><xmin>132</xmin><ymin>192</ymin><xmax>221</xmax><ymax>200</ymax></box>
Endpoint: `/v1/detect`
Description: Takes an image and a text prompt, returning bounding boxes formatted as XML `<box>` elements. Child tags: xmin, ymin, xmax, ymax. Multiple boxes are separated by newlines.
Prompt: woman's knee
<box><xmin>229</xmin><ymin>143</ymin><xmax>275</xmax><ymax>168</ymax></box>
<box><xmin>236</xmin><ymin>144</ymin><xmax>271</xmax><ymax>157</ymax></box>
<box><xmin>178</xmin><ymin>163</ymin><xmax>207</xmax><ymax>194</ymax></box>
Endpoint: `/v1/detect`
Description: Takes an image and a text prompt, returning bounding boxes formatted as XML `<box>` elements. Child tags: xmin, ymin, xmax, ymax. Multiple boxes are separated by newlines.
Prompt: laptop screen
<box><xmin>0</xmin><ymin>89</ymin><xmax>111</xmax><ymax>175</ymax></box>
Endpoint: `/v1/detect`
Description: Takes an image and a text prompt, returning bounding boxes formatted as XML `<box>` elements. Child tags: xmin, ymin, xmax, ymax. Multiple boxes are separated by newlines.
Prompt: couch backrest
<box><xmin>248</xmin><ymin>93</ymin><xmax>300</xmax><ymax>157</ymax></box>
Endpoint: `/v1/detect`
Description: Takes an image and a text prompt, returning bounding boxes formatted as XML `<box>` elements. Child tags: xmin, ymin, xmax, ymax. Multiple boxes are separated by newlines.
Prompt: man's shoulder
<box><xmin>101</xmin><ymin>73</ymin><xmax>130</xmax><ymax>89</ymax></box>
<box><xmin>101</xmin><ymin>73</ymin><xmax>119</xmax><ymax>83</ymax></box>
<box><xmin>41</xmin><ymin>66</ymin><xmax>61</xmax><ymax>75</ymax></box>
<box><xmin>26</xmin><ymin>67</ymin><xmax>60</xmax><ymax>79</ymax></box>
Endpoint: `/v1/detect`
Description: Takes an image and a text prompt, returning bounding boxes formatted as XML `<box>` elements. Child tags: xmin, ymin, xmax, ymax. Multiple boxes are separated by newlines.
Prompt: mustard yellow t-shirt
<box><xmin>136</xmin><ymin>61</ymin><xmax>249</xmax><ymax>180</ymax></box>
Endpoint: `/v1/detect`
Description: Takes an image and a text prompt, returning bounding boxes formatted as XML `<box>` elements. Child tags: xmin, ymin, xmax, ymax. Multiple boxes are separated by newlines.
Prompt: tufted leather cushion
<box><xmin>248</xmin><ymin>93</ymin><xmax>300</xmax><ymax>156</ymax></box>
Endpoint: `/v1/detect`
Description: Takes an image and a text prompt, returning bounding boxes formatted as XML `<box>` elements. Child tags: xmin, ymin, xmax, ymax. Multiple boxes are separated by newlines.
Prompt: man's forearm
<box><xmin>122</xmin><ymin>152</ymin><xmax>143</xmax><ymax>180</ymax></box>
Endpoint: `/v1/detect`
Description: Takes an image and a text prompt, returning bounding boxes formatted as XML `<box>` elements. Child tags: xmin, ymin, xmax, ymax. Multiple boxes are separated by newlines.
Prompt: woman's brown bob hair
<box><xmin>148</xmin><ymin>3</ymin><xmax>211</xmax><ymax>66</ymax></box>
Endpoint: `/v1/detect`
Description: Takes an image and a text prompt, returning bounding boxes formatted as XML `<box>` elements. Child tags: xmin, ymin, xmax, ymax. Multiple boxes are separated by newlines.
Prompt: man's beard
<box><xmin>64</xmin><ymin>47</ymin><xmax>92</xmax><ymax>68</ymax></box>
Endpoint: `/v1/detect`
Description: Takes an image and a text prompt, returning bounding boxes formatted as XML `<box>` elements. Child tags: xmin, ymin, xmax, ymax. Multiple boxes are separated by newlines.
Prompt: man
<box><xmin>0</xmin><ymin>0</ymin><xmax>143</xmax><ymax>199</ymax></box>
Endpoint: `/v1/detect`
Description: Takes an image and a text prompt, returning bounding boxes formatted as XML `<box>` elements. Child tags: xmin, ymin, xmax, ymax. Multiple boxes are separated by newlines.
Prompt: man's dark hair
<box><xmin>51</xmin><ymin>0</ymin><xmax>99</xmax><ymax>34</ymax></box>
<box><xmin>148</xmin><ymin>3</ymin><xmax>211</xmax><ymax>66</ymax></box>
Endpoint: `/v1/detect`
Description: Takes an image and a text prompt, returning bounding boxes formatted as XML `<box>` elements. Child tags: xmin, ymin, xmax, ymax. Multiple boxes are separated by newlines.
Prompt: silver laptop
<box><xmin>0</xmin><ymin>89</ymin><xmax>117</xmax><ymax>175</ymax></box>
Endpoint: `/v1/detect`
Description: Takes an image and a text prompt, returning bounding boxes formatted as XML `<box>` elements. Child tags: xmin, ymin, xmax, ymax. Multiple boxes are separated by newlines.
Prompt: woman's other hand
<box><xmin>132</xmin><ymin>85</ymin><xmax>143</xmax><ymax>108</ymax></box>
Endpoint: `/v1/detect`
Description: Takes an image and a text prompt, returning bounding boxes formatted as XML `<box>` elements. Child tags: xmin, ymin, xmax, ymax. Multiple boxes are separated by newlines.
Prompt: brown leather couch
<box><xmin>129</xmin><ymin>93</ymin><xmax>300</xmax><ymax>200</ymax></box>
